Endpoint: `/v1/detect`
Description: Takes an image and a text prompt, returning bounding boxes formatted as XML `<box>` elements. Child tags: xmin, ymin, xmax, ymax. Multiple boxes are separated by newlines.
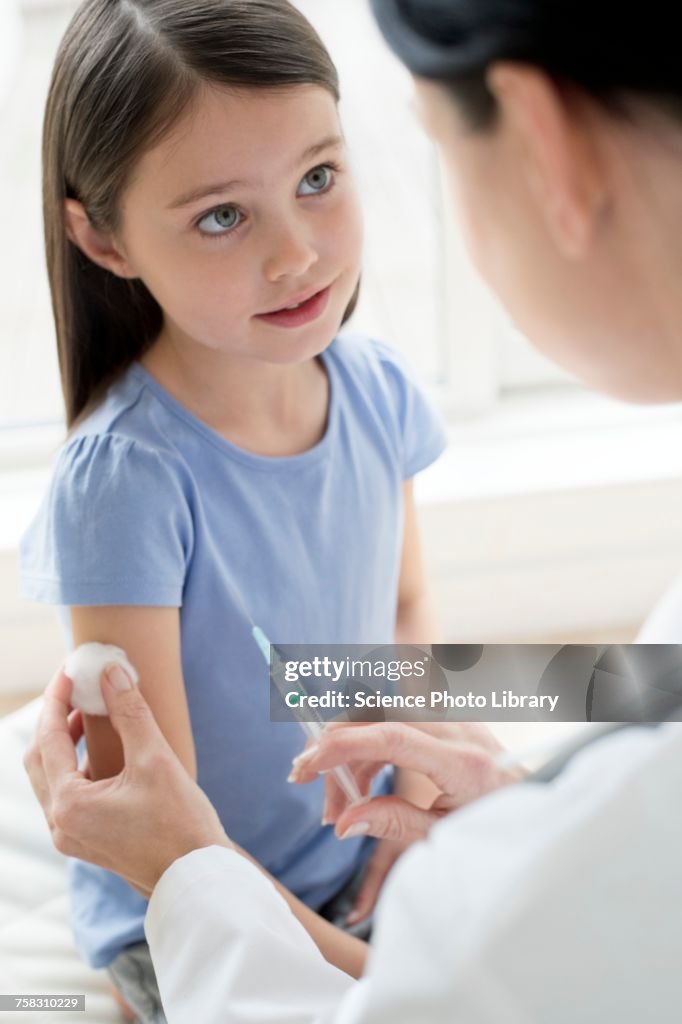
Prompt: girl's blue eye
<box><xmin>197</xmin><ymin>205</ymin><xmax>242</xmax><ymax>236</ymax></box>
<box><xmin>298</xmin><ymin>165</ymin><xmax>334</xmax><ymax>196</ymax></box>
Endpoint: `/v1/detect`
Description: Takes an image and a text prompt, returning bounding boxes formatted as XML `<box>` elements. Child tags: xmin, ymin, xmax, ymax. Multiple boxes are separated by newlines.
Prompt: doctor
<box><xmin>25</xmin><ymin>0</ymin><xmax>682</xmax><ymax>1020</ymax></box>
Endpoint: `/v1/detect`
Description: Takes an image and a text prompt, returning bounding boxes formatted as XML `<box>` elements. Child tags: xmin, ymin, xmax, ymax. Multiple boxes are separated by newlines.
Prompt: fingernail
<box><xmin>292</xmin><ymin>744</ymin><xmax>319</xmax><ymax>768</ymax></box>
<box><xmin>338</xmin><ymin>822</ymin><xmax>370</xmax><ymax>840</ymax></box>
<box><xmin>345</xmin><ymin>910</ymin><xmax>364</xmax><ymax>925</ymax></box>
<box><xmin>105</xmin><ymin>663</ymin><xmax>133</xmax><ymax>692</ymax></box>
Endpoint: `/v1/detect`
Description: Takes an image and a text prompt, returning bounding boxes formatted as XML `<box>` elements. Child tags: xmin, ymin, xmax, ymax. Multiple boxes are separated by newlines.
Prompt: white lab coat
<box><xmin>145</xmin><ymin>723</ymin><xmax>682</xmax><ymax>1023</ymax></box>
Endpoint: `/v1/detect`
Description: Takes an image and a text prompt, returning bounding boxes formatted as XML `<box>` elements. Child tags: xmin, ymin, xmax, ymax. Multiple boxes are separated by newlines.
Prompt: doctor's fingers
<box><xmin>25</xmin><ymin>671</ymin><xmax>81</xmax><ymax>808</ymax></box>
<box><xmin>25</xmin><ymin>708</ymin><xmax>86</xmax><ymax>818</ymax></box>
<box><xmin>100</xmin><ymin>665</ymin><xmax>174</xmax><ymax>768</ymax></box>
<box><xmin>429</xmin><ymin>742</ymin><xmax>524</xmax><ymax>809</ymax></box>
<box><xmin>322</xmin><ymin>764</ymin><xmax>378</xmax><ymax>824</ymax></box>
<box><xmin>322</xmin><ymin>774</ymin><xmax>346</xmax><ymax>824</ymax></box>
<box><xmin>335</xmin><ymin>794</ymin><xmax>439</xmax><ymax>845</ymax></box>
<box><xmin>291</xmin><ymin>722</ymin><xmax>482</xmax><ymax>796</ymax></box>
<box><xmin>46</xmin><ymin>785</ymin><xmax>154</xmax><ymax>898</ymax></box>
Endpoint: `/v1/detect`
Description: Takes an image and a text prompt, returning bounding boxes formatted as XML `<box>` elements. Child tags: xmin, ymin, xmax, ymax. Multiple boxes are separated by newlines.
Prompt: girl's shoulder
<box><xmin>66</xmin><ymin>362</ymin><xmax>156</xmax><ymax>445</ymax></box>
<box><xmin>20</xmin><ymin>369</ymin><xmax>194</xmax><ymax>608</ymax></box>
<box><xmin>54</xmin><ymin>431</ymin><xmax>184</xmax><ymax>498</ymax></box>
<box><xmin>329</xmin><ymin>332</ymin><xmax>447</xmax><ymax>479</ymax></box>
<box><xmin>329</xmin><ymin>332</ymin><xmax>434</xmax><ymax>420</ymax></box>
<box><xmin>51</xmin><ymin>366</ymin><xmax>194</xmax><ymax>518</ymax></box>
<box><xmin>58</xmin><ymin>364</ymin><xmax>184</xmax><ymax>481</ymax></box>
<box><xmin>329</xmin><ymin>332</ymin><xmax>413</xmax><ymax>378</ymax></box>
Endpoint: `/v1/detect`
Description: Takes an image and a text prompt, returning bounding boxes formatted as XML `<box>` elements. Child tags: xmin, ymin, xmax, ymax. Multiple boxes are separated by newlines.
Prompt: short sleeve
<box><xmin>19</xmin><ymin>434</ymin><xmax>194</xmax><ymax>607</ymax></box>
<box><xmin>371</xmin><ymin>339</ymin><xmax>448</xmax><ymax>479</ymax></box>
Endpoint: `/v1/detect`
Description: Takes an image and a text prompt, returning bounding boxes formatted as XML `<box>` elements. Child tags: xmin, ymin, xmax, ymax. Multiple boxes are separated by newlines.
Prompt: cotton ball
<box><xmin>64</xmin><ymin>643</ymin><xmax>139</xmax><ymax>716</ymax></box>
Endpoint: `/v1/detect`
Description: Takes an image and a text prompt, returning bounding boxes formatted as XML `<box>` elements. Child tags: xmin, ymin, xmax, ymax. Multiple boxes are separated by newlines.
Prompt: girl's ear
<box><xmin>64</xmin><ymin>199</ymin><xmax>137</xmax><ymax>278</ymax></box>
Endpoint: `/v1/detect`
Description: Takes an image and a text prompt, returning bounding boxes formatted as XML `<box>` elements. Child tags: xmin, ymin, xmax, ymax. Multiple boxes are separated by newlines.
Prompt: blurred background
<box><xmin>3</xmin><ymin>0</ymin><xmax>682</xmax><ymax>717</ymax></box>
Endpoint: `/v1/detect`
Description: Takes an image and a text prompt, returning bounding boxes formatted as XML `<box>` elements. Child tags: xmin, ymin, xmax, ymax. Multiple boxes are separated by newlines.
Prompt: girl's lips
<box><xmin>255</xmin><ymin>286</ymin><xmax>331</xmax><ymax>329</ymax></box>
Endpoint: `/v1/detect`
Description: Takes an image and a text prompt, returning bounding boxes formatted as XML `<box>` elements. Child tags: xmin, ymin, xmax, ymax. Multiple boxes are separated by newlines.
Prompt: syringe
<box><xmin>252</xmin><ymin>626</ymin><xmax>364</xmax><ymax>806</ymax></box>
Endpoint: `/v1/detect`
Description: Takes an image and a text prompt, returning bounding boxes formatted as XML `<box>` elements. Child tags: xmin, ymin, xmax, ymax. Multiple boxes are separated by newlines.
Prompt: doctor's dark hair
<box><xmin>44</xmin><ymin>0</ymin><xmax>358</xmax><ymax>428</ymax></box>
<box><xmin>370</xmin><ymin>0</ymin><xmax>682</xmax><ymax>131</ymax></box>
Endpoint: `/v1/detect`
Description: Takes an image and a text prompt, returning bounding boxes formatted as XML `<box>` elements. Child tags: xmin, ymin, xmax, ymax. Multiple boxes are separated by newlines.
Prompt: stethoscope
<box><xmin>522</xmin><ymin>697</ymin><xmax>682</xmax><ymax>784</ymax></box>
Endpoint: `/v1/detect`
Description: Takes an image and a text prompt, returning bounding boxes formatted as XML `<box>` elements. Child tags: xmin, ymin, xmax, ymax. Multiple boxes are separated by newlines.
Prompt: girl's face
<box><xmin>111</xmin><ymin>84</ymin><xmax>363</xmax><ymax>364</ymax></box>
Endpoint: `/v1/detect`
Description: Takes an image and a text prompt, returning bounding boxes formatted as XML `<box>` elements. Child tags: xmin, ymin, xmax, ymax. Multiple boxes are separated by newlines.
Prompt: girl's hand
<box><xmin>291</xmin><ymin>721</ymin><xmax>525</xmax><ymax>846</ymax></box>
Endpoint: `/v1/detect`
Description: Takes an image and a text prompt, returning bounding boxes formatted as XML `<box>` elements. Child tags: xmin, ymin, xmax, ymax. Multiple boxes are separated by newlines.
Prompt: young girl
<box><xmin>20</xmin><ymin>0</ymin><xmax>446</xmax><ymax>1019</ymax></box>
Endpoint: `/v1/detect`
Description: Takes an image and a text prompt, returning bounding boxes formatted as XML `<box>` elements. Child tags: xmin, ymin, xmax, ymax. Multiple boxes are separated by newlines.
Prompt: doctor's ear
<box><xmin>486</xmin><ymin>62</ymin><xmax>609</xmax><ymax>260</ymax></box>
<box><xmin>64</xmin><ymin>199</ymin><xmax>137</xmax><ymax>279</ymax></box>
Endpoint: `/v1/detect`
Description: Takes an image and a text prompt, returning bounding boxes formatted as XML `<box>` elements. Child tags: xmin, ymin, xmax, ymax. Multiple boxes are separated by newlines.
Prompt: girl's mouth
<box><xmin>255</xmin><ymin>286</ymin><xmax>331</xmax><ymax>329</ymax></box>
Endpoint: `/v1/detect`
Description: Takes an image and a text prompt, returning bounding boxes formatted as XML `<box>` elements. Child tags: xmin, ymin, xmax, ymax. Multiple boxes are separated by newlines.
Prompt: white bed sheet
<box><xmin>0</xmin><ymin>699</ymin><xmax>120</xmax><ymax>1023</ymax></box>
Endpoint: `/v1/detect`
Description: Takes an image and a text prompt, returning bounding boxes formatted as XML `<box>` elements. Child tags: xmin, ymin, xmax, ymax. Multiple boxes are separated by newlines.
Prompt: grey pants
<box><xmin>108</xmin><ymin>941</ymin><xmax>166</xmax><ymax>1024</ymax></box>
<box><xmin>107</xmin><ymin>863</ymin><xmax>373</xmax><ymax>1024</ymax></box>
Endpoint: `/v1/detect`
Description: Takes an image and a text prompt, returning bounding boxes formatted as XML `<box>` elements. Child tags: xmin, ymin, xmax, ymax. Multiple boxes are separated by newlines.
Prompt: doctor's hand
<box><xmin>24</xmin><ymin>667</ymin><xmax>231</xmax><ymax>899</ymax></box>
<box><xmin>290</xmin><ymin>722</ymin><xmax>524</xmax><ymax>846</ymax></box>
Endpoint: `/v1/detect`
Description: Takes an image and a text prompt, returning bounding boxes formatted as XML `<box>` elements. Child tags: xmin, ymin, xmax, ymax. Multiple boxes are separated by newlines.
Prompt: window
<box><xmin>0</xmin><ymin>1</ymin><xmax>70</xmax><ymax>432</ymax></box>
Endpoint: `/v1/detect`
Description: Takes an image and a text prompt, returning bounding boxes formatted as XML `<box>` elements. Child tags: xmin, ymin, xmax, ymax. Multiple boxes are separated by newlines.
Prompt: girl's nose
<box><xmin>264</xmin><ymin>221</ymin><xmax>319</xmax><ymax>282</ymax></box>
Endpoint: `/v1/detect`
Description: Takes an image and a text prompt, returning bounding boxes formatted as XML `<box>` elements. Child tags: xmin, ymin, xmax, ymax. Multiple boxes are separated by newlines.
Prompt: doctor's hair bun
<box><xmin>370</xmin><ymin>0</ymin><xmax>682</xmax><ymax>128</ymax></box>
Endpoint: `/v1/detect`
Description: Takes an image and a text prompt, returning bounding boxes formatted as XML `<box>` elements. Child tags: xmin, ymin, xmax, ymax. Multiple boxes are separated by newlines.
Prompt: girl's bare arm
<box><xmin>394</xmin><ymin>479</ymin><xmax>440</xmax><ymax>644</ymax></box>
<box><xmin>70</xmin><ymin>605</ymin><xmax>196</xmax><ymax>780</ymax></box>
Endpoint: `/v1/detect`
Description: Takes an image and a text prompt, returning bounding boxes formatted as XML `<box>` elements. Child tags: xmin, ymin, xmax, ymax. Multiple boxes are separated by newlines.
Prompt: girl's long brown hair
<box><xmin>44</xmin><ymin>0</ymin><xmax>358</xmax><ymax>427</ymax></box>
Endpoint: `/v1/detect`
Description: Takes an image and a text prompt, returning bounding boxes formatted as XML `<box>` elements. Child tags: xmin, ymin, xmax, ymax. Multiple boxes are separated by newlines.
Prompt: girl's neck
<box><xmin>140</xmin><ymin>327</ymin><xmax>330</xmax><ymax>457</ymax></box>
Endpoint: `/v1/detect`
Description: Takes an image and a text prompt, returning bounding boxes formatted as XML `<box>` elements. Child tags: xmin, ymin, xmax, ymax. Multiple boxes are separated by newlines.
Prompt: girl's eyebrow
<box><xmin>167</xmin><ymin>134</ymin><xmax>344</xmax><ymax>209</ymax></box>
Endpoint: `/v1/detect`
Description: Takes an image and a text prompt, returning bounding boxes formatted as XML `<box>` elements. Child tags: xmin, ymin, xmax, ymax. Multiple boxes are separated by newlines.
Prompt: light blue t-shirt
<box><xmin>20</xmin><ymin>333</ymin><xmax>447</xmax><ymax>968</ymax></box>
